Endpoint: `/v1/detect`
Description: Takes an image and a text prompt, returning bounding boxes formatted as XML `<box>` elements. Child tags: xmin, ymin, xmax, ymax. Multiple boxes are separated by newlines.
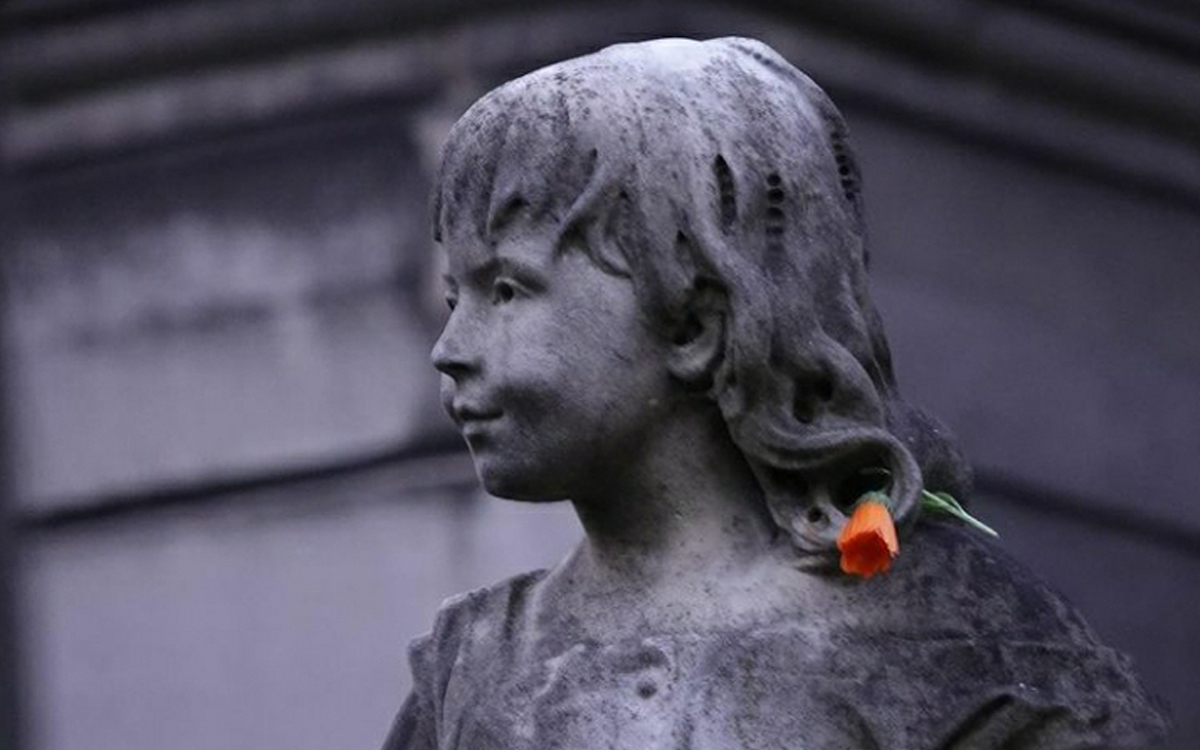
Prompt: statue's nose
<box><xmin>431</xmin><ymin>310</ymin><xmax>480</xmax><ymax>378</ymax></box>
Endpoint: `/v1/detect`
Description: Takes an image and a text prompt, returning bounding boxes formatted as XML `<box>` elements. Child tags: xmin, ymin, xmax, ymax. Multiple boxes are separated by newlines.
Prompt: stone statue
<box><xmin>383</xmin><ymin>37</ymin><xmax>1169</xmax><ymax>749</ymax></box>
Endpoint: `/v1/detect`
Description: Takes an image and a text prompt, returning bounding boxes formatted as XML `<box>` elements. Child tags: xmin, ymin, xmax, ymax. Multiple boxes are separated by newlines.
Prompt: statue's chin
<box><xmin>473</xmin><ymin>462</ymin><xmax>569</xmax><ymax>504</ymax></box>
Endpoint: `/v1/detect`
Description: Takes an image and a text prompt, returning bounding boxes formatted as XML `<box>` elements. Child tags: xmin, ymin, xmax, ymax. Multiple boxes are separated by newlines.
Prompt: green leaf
<box><xmin>920</xmin><ymin>490</ymin><xmax>999</xmax><ymax>537</ymax></box>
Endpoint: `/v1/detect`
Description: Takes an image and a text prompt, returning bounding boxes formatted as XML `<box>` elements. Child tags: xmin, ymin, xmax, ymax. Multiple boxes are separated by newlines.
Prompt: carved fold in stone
<box><xmin>764</xmin><ymin>172</ymin><xmax>786</xmax><ymax>273</ymax></box>
<box><xmin>713</xmin><ymin>154</ymin><xmax>737</xmax><ymax>229</ymax></box>
<box><xmin>792</xmin><ymin>373</ymin><xmax>835</xmax><ymax>425</ymax></box>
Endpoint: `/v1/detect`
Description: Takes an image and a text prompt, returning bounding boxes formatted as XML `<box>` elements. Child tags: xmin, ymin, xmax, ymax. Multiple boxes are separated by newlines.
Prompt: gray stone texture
<box><xmin>390</xmin><ymin>36</ymin><xmax>1168</xmax><ymax>749</ymax></box>
<box><xmin>387</xmin><ymin>523</ymin><xmax>1166</xmax><ymax>749</ymax></box>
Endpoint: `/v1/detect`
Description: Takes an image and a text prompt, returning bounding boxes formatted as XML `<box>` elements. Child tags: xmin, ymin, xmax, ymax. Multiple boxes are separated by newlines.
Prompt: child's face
<box><xmin>432</xmin><ymin>216</ymin><xmax>670</xmax><ymax>501</ymax></box>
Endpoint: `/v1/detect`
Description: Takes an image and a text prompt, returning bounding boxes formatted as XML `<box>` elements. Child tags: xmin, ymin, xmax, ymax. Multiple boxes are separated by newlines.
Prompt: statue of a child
<box><xmin>384</xmin><ymin>37</ymin><xmax>1169</xmax><ymax>749</ymax></box>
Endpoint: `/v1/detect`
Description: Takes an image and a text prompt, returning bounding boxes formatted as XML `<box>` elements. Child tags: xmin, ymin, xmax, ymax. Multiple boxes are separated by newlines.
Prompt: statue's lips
<box><xmin>451</xmin><ymin>403</ymin><xmax>503</xmax><ymax>429</ymax></box>
<box><xmin>460</xmin><ymin>414</ymin><xmax>503</xmax><ymax>445</ymax></box>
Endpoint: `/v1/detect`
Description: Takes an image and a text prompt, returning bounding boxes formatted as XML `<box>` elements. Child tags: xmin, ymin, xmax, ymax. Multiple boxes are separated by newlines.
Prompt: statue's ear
<box><xmin>666</xmin><ymin>281</ymin><xmax>725</xmax><ymax>387</ymax></box>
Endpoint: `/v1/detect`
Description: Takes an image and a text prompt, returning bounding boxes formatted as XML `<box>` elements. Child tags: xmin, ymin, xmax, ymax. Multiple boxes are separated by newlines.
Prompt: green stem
<box><xmin>920</xmin><ymin>490</ymin><xmax>999</xmax><ymax>538</ymax></box>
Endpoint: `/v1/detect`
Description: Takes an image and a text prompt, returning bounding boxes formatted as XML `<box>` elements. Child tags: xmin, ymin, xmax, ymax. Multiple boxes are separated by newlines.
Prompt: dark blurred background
<box><xmin>2</xmin><ymin>1</ymin><xmax>1199</xmax><ymax>749</ymax></box>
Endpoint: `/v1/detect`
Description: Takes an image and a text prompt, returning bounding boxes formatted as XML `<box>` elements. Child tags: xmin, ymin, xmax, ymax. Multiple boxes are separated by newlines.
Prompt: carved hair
<box><xmin>433</xmin><ymin>37</ymin><xmax>970</xmax><ymax>560</ymax></box>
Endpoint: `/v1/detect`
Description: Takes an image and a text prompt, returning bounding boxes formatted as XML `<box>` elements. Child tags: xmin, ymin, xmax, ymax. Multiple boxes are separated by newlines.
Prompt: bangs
<box><xmin>433</xmin><ymin>81</ymin><xmax>622</xmax><ymax>272</ymax></box>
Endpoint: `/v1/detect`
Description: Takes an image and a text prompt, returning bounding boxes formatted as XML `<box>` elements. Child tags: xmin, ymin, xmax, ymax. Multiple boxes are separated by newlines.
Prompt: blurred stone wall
<box><xmin>9</xmin><ymin>110</ymin><xmax>439</xmax><ymax>504</ymax></box>
<box><xmin>2</xmin><ymin>1</ymin><xmax>1198</xmax><ymax>749</ymax></box>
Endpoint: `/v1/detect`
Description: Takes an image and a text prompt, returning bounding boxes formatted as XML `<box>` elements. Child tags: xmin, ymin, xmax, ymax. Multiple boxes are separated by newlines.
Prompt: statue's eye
<box><xmin>445</xmin><ymin>296</ymin><xmax>457</xmax><ymax>311</ymax></box>
<box><xmin>492</xmin><ymin>279</ymin><xmax>517</xmax><ymax>304</ymax></box>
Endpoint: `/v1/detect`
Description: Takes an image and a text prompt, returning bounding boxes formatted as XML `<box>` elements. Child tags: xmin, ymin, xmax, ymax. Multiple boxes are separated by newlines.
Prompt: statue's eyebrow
<box><xmin>458</xmin><ymin>257</ymin><xmax>548</xmax><ymax>291</ymax></box>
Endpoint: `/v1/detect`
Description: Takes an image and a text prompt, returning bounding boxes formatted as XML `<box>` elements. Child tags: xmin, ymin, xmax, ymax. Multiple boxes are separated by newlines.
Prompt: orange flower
<box><xmin>837</xmin><ymin>499</ymin><xmax>899</xmax><ymax>577</ymax></box>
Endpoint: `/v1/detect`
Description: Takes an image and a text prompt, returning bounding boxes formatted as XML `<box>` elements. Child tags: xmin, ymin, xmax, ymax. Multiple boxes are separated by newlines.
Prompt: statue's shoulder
<box><xmin>406</xmin><ymin>569</ymin><xmax>548</xmax><ymax>692</ymax></box>
<box><xmin>410</xmin><ymin>566</ymin><xmax>547</xmax><ymax>652</ymax></box>
<box><xmin>868</xmin><ymin>518</ymin><xmax>1098</xmax><ymax>643</ymax></box>
<box><xmin>387</xmin><ymin>571</ymin><xmax>550</xmax><ymax>749</ymax></box>
<box><xmin>821</xmin><ymin>519</ymin><xmax>1172</xmax><ymax>748</ymax></box>
<box><xmin>432</xmin><ymin>569</ymin><xmax>548</xmax><ymax>637</ymax></box>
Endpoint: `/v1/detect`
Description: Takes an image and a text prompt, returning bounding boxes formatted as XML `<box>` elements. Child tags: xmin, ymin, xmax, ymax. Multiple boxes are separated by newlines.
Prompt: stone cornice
<box><xmin>4</xmin><ymin>0</ymin><xmax>1199</xmax><ymax>210</ymax></box>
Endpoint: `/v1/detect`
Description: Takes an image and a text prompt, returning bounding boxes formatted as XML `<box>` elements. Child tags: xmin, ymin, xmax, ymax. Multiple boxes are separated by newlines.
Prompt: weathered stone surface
<box><xmin>387</xmin><ymin>522</ymin><xmax>1166</xmax><ymax>749</ymax></box>
<box><xmin>393</xmin><ymin>37</ymin><xmax>1170</xmax><ymax>749</ymax></box>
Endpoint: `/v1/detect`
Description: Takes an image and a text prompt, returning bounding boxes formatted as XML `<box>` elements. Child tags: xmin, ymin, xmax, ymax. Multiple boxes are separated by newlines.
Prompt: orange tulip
<box><xmin>837</xmin><ymin>499</ymin><xmax>899</xmax><ymax>577</ymax></box>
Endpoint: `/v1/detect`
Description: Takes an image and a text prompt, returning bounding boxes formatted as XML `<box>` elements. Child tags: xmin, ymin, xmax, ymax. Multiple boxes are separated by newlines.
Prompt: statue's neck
<box><xmin>567</xmin><ymin>406</ymin><xmax>776</xmax><ymax>593</ymax></box>
<box><xmin>541</xmin><ymin>416</ymin><xmax>803</xmax><ymax>638</ymax></box>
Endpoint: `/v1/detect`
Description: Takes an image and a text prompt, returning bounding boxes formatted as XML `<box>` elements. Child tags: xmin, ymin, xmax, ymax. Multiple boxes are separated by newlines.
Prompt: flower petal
<box><xmin>837</xmin><ymin>500</ymin><xmax>899</xmax><ymax>577</ymax></box>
